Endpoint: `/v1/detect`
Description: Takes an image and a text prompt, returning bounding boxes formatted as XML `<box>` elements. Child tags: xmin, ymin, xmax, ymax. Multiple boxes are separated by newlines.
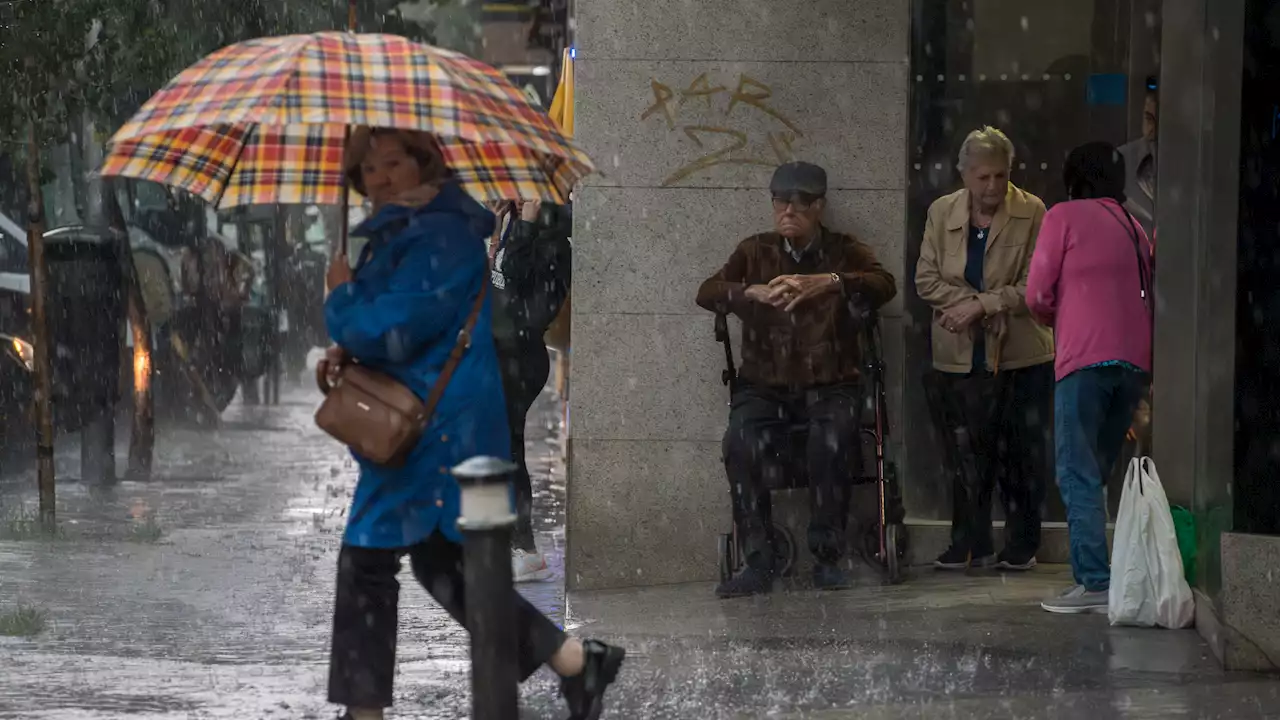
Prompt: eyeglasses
<box><xmin>771</xmin><ymin>194</ymin><xmax>820</xmax><ymax>212</ymax></box>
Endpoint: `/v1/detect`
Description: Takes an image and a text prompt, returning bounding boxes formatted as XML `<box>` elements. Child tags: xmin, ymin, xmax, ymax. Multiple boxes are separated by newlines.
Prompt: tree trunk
<box><xmin>25</xmin><ymin>121</ymin><xmax>56</xmax><ymax>527</ymax></box>
<box><xmin>103</xmin><ymin>179</ymin><xmax>155</xmax><ymax>482</ymax></box>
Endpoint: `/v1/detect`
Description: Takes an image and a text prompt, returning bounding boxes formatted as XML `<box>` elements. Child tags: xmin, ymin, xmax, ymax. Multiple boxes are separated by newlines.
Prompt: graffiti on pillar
<box><xmin>639</xmin><ymin>72</ymin><xmax>805</xmax><ymax>187</ymax></box>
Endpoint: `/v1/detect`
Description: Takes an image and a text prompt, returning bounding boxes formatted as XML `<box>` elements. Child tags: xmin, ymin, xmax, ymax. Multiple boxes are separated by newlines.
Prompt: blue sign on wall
<box><xmin>1087</xmin><ymin>73</ymin><xmax>1128</xmax><ymax>106</ymax></box>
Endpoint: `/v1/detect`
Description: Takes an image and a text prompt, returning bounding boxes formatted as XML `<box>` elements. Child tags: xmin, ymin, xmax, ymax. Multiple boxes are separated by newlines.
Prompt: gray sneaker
<box><xmin>1040</xmin><ymin>584</ymin><xmax>1109</xmax><ymax>614</ymax></box>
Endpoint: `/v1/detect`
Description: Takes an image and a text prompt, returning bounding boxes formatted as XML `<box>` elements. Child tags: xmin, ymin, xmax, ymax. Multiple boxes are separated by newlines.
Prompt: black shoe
<box><xmin>715</xmin><ymin>565</ymin><xmax>774</xmax><ymax>598</ymax></box>
<box><xmin>812</xmin><ymin>563</ymin><xmax>853</xmax><ymax>591</ymax></box>
<box><xmin>996</xmin><ymin>549</ymin><xmax>1038</xmax><ymax>571</ymax></box>
<box><xmin>934</xmin><ymin>546</ymin><xmax>996</xmax><ymax>570</ymax></box>
<box><xmin>561</xmin><ymin>639</ymin><xmax>626</xmax><ymax>720</ymax></box>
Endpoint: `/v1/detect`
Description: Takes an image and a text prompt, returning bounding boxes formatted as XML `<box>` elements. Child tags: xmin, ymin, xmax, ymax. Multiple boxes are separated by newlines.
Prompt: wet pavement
<box><xmin>0</xmin><ymin>382</ymin><xmax>1278</xmax><ymax>719</ymax></box>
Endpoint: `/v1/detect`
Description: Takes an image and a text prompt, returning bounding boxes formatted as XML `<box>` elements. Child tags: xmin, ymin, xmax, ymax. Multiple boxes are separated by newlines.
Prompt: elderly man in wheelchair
<box><xmin>696</xmin><ymin>162</ymin><xmax>898</xmax><ymax>598</ymax></box>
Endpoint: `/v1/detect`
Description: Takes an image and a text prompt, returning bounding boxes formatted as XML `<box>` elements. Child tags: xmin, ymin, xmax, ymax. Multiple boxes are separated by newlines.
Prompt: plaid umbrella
<box><xmin>100</xmin><ymin>32</ymin><xmax>592</xmax><ymax>209</ymax></box>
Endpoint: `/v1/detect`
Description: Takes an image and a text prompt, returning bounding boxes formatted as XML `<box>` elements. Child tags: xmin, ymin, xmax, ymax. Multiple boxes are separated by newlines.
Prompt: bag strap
<box><xmin>421</xmin><ymin>279</ymin><xmax>489</xmax><ymax>425</ymax></box>
<box><xmin>1098</xmin><ymin>200</ymin><xmax>1152</xmax><ymax>316</ymax></box>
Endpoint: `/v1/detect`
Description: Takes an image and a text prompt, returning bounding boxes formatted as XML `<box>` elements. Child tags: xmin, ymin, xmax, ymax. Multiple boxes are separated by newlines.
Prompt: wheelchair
<box><xmin>714</xmin><ymin>301</ymin><xmax>908</xmax><ymax>585</ymax></box>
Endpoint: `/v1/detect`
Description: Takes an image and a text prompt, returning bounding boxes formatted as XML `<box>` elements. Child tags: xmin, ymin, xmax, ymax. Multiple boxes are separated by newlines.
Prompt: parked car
<box><xmin>0</xmin><ymin>216</ymin><xmax>123</xmax><ymax>447</ymax></box>
<box><xmin>0</xmin><ymin>205</ymin><xmax>224</xmax><ymax>443</ymax></box>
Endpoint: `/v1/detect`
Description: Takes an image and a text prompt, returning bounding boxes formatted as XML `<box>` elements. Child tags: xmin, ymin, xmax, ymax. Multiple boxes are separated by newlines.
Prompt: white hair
<box><xmin>957</xmin><ymin>126</ymin><xmax>1015</xmax><ymax>172</ymax></box>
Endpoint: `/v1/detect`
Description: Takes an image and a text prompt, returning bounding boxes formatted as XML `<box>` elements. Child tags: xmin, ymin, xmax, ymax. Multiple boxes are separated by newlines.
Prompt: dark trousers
<box><xmin>498</xmin><ymin>342</ymin><xmax>551</xmax><ymax>552</ymax></box>
<box><xmin>1055</xmin><ymin>366</ymin><xmax>1148</xmax><ymax>591</ymax></box>
<box><xmin>327</xmin><ymin>532</ymin><xmax>566</xmax><ymax>709</ymax></box>
<box><xmin>723</xmin><ymin>382</ymin><xmax>862</xmax><ymax>569</ymax></box>
<box><xmin>927</xmin><ymin>364</ymin><xmax>1053</xmax><ymax>558</ymax></box>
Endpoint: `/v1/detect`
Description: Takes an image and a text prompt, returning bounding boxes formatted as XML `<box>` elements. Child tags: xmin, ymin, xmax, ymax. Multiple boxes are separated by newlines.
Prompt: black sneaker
<box><xmin>715</xmin><ymin>565</ymin><xmax>774</xmax><ymax>598</ymax></box>
<box><xmin>561</xmin><ymin>639</ymin><xmax>626</xmax><ymax>720</ymax></box>
<box><xmin>812</xmin><ymin>563</ymin><xmax>853</xmax><ymax>590</ymax></box>
<box><xmin>933</xmin><ymin>547</ymin><xmax>996</xmax><ymax>570</ymax></box>
<box><xmin>996</xmin><ymin>550</ymin><xmax>1038</xmax><ymax>571</ymax></box>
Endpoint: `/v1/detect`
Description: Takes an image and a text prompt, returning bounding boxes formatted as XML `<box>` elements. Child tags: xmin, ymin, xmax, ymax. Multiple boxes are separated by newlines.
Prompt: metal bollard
<box><xmin>452</xmin><ymin>456</ymin><xmax>520</xmax><ymax>720</ymax></box>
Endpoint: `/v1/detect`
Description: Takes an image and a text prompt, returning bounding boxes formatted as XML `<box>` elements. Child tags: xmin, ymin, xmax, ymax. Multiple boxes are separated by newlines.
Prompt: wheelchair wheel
<box><xmin>884</xmin><ymin>523</ymin><xmax>905</xmax><ymax>585</ymax></box>
<box><xmin>717</xmin><ymin>533</ymin><xmax>734</xmax><ymax>583</ymax></box>
<box><xmin>772</xmin><ymin>523</ymin><xmax>796</xmax><ymax>578</ymax></box>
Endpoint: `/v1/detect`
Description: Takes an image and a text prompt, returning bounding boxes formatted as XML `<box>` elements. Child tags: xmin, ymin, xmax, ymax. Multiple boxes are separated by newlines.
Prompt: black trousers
<box><xmin>723</xmin><ymin>382</ymin><xmax>862</xmax><ymax>569</ymax></box>
<box><xmin>925</xmin><ymin>364</ymin><xmax>1053</xmax><ymax>558</ymax></box>
<box><xmin>497</xmin><ymin>341</ymin><xmax>551</xmax><ymax>552</ymax></box>
<box><xmin>327</xmin><ymin>532</ymin><xmax>566</xmax><ymax>709</ymax></box>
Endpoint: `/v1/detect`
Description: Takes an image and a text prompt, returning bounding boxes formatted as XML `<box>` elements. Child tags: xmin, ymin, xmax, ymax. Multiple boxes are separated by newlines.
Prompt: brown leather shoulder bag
<box><xmin>315</xmin><ymin>282</ymin><xmax>488</xmax><ymax>467</ymax></box>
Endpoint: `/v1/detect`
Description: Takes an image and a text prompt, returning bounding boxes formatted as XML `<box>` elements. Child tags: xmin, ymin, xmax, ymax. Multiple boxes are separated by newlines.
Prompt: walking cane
<box><xmin>990</xmin><ymin>314</ymin><xmax>1008</xmax><ymax>375</ymax></box>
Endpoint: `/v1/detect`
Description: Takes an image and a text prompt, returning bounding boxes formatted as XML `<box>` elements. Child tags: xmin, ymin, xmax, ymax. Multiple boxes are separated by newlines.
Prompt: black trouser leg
<box><xmin>804</xmin><ymin>384</ymin><xmax>862</xmax><ymax>564</ymax></box>
<box><xmin>408</xmin><ymin>532</ymin><xmax>567</xmax><ymax>680</ymax></box>
<box><xmin>723</xmin><ymin>384</ymin><xmax>788</xmax><ymax>572</ymax></box>
<box><xmin>327</xmin><ymin>534</ymin><xmax>570</xmax><ymax>710</ymax></box>
<box><xmin>939</xmin><ymin>372</ymin><xmax>1000</xmax><ymax>556</ymax></box>
<box><xmin>327</xmin><ymin>546</ymin><xmax>402</xmax><ymax>709</ymax></box>
<box><xmin>997</xmin><ymin>364</ymin><xmax>1053</xmax><ymax>557</ymax></box>
<box><xmin>498</xmin><ymin>343</ymin><xmax>551</xmax><ymax>552</ymax></box>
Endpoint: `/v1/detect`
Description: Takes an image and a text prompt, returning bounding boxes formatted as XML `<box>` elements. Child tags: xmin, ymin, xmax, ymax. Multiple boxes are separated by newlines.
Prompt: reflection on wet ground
<box><xmin>0</xmin><ymin>385</ymin><xmax>567</xmax><ymax>718</ymax></box>
<box><xmin>0</xmin><ymin>385</ymin><xmax>1277</xmax><ymax>719</ymax></box>
<box><xmin>567</xmin><ymin>570</ymin><xmax>1280</xmax><ymax>718</ymax></box>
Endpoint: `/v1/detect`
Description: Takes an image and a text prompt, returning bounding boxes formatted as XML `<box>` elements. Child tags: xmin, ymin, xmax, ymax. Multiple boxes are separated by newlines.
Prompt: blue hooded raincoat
<box><xmin>325</xmin><ymin>182</ymin><xmax>510</xmax><ymax>549</ymax></box>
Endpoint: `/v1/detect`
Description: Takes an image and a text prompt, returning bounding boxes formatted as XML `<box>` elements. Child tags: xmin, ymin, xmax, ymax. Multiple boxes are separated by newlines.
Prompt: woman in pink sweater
<box><xmin>1025</xmin><ymin>142</ymin><xmax>1153</xmax><ymax>615</ymax></box>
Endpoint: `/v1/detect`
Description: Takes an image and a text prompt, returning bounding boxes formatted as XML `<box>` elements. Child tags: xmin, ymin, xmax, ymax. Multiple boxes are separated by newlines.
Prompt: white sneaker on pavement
<box><xmin>513</xmin><ymin>548</ymin><xmax>555</xmax><ymax>583</ymax></box>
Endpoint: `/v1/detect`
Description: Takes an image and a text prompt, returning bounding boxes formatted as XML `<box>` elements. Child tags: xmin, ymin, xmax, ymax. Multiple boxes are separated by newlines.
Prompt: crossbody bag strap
<box><xmin>421</xmin><ymin>279</ymin><xmax>489</xmax><ymax>424</ymax></box>
<box><xmin>1099</xmin><ymin>200</ymin><xmax>1152</xmax><ymax>315</ymax></box>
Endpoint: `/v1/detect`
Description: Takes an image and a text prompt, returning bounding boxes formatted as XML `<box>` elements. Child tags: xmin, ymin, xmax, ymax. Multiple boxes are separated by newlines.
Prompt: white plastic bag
<box><xmin>1108</xmin><ymin>457</ymin><xmax>1195</xmax><ymax>629</ymax></box>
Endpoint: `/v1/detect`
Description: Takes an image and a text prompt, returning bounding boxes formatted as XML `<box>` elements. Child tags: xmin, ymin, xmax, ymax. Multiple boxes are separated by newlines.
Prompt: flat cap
<box><xmin>769</xmin><ymin>161</ymin><xmax>827</xmax><ymax>197</ymax></box>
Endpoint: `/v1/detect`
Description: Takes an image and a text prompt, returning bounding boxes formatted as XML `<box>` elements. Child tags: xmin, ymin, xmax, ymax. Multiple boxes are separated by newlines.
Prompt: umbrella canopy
<box><xmin>100</xmin><ymin>32</ymin><xmax>593</xmax><ymax>209</ymax></box>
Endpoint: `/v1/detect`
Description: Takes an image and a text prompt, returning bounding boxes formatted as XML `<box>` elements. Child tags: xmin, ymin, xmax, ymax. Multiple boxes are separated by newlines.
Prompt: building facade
<box><xmin>569</xmin><ymin>0</ymin><xmax>1279</xmax><ymax>669</ymax></box>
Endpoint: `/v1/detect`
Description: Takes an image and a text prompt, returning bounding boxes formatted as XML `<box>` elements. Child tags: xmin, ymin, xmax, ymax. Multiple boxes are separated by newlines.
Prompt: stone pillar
<box><xmin>568</xmin><ymin>0</ymin><xmax>909</xmax><ymax>590</ymax></box>
<box><xmin>1152</xmin><ymin>0</ymin><xmax>1243</xmax><ymax>596</ymax></box>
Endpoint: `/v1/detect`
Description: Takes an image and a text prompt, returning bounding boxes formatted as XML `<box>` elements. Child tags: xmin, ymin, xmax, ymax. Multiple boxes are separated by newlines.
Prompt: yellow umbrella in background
<box><xmin>544</xmin><ymin>46</ymin><xmax>574</xmax><ymax>396</ymax></box>
<box><xmin>548</xmin><ymin>48</ymin><xmax>574</xmax><ymax>137</ymax></box>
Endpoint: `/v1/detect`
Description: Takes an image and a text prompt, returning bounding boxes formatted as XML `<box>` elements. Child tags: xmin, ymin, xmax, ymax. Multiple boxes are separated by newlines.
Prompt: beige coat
<box><xmin>915</xmin><ymin>185</ymin><xmax>1054</xmax><ymax>374</ymax></box>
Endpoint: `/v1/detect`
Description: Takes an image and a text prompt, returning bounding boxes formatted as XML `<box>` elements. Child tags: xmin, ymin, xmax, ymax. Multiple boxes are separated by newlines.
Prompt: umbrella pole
<box><xmin>340</xmin><ymin>126</ymin><xmax>351</xmax><ymax>257</ymax></box>
<box><xmin>344</xmin><ymin>0</ymin><xmax>354</xmax><ymax>259</ymax></box>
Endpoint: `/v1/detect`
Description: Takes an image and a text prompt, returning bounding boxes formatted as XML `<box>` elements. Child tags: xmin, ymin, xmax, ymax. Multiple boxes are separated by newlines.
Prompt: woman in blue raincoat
<box><xmin>321</xmin><ymin>127</ymin><xmax>623</xmax><ymax>720</ymax></box>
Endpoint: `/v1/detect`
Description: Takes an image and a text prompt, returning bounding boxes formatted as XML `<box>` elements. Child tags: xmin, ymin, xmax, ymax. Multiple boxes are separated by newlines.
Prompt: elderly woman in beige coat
<box><xmin>915</xmin><ymin>126</ymin><xmax>1055</xmax><ymax>573</ymax></box>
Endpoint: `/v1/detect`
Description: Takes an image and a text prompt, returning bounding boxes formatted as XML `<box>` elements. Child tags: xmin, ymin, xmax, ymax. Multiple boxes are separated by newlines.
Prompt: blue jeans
<box><xmin>1054</xmin><ymin>366</ymin><xmax>1148</xmax><ymax>592</ymax></box>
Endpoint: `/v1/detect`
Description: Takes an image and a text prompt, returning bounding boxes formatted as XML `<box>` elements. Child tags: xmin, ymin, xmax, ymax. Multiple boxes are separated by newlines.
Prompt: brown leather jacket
<box><xmin>696</xmin><ymin>226</ymin><xmax>897</xmax><ymax>388</ymax></box>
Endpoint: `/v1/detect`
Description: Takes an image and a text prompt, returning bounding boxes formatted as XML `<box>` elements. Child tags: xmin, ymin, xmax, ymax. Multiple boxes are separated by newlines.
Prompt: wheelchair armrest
<box><xmin>846</xmin><ymin>293</ymin><xmax>879</xmax><ymax>330</ymax></box>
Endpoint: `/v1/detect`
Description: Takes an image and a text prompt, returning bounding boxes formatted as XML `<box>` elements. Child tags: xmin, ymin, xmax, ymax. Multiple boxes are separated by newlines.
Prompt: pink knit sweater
<box><xmin>1025</xmin><ymin>198</ymin><xmax>1153</xmax><ymax>381</ymax></box>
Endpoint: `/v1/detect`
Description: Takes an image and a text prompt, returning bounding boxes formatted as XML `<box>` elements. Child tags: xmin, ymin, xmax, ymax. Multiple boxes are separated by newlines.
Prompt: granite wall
<box><xmin>1198</xmin><ymin>533</ymin><xmax>1280</xmax><ymax>671</ymax></box>
<box><xmin>567</xmin><ymin>0</ymin><xmax>910</xmax><ymax>590</ymax></box>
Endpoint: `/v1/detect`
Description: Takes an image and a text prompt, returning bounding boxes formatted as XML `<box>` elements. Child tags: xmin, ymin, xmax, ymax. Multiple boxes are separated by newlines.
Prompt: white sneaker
<box><xmin>512</xmin><ymin>549</ymin><xmax>554</xmax><ymax>583</ymax></box>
